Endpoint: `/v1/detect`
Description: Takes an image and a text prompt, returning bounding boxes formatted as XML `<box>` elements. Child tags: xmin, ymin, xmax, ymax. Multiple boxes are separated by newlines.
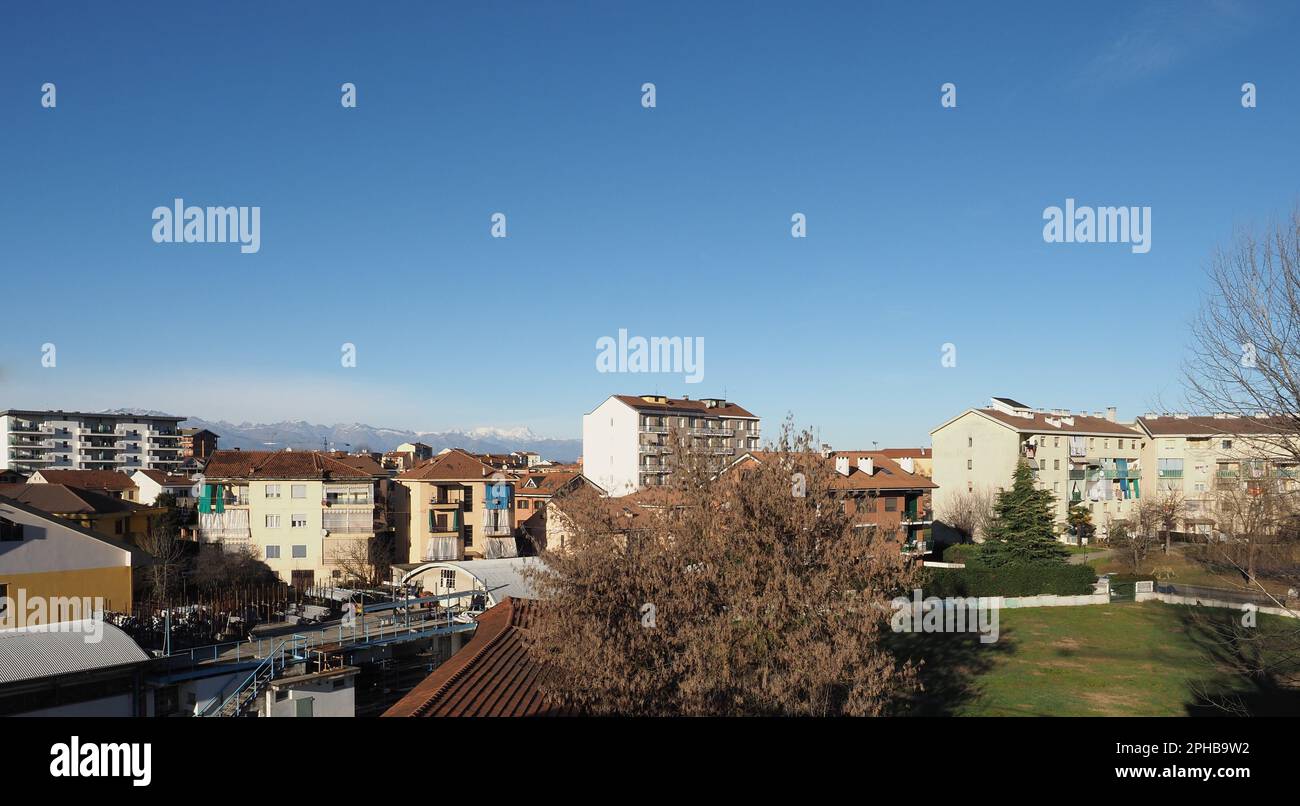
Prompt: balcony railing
<box><xmin>639</xmin><ymin>425</ymin><xmax>668</xmax><ymax>434</ymax></box>
<box><xmin>423</xmin><ymin>537</ymin><xmax>460</xmax><ymax>562</ymax></box>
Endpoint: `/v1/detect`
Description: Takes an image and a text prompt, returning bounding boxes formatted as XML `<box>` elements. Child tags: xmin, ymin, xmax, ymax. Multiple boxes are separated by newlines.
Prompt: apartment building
<box><xmin>1</xmin><ymin>409</ymin><xmax>185</xmax><ymax>474</ymax></box>
<box><xmin>730</xmin><ymin>450</ymin><xmax>938</xmax><ymax>550</ymax></box>
<box><xmin>932</xmin><ymin>397</ymin><xmax>1146</xmax><ymax>539</ymax></box>
<box><xmin>1136</xmin><ymin>413</ymin><xmax>1299</xmax><ymax>534</ymax></box>
<box><xmin>179</xmin><ymin>428</ymin><xmax>220</xmax><ymax>461</ymax></box>
<box><xmin>196</xmin><ymin>451</ymin><xmax>389</xmax><ymax>588</ymax></box>
<box><xmin>392</xmin><ymin>448</ymin><xmax>517</xmax><ymax>564</ymax></box>
<box><xmin>582</xmin><ymin>394</ymin><xmax>761</xmax><ymax>496</ymax></box>
<box><xmin>29</xmin><ymin>469</ymin><xmax>138</xmax><ymax>499</ymax></box>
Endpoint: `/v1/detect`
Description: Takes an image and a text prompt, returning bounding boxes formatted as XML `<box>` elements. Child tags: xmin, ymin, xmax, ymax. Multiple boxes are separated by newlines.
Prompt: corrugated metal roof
<box><xmin>0</xmin><ymin>620</ymin><xmax>150</xmax><ymax>685</ymax></box>
<box><xmin>401</xmin><ymin>557</ymin><xmax>540</xmax><ymax>605</ymax></box>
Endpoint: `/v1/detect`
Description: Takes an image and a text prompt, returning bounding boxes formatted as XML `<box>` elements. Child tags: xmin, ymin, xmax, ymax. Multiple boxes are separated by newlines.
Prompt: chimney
<box><xmin>1106</xmin><ymin>406</ymin><xmax>1117</xmax><ymax>422</ymax></box>
<box><xmin>898</xmin><ymin>456</ymin><xmax>914</xmax><ymax>474</ymax></box>
<box><xmin>857</xmin><ymin>456</ymin><xmax>874</xmax><ymax>475</ymax></box>
<box><xmin>835</xmin><ymin>456</ymin><xmax>850</xmax><ymax>476</ymax></box>
<box><xmin>1214</xmin><ymin>412</ymin><xmax>1228</xmax><ymax>419</ymax></box>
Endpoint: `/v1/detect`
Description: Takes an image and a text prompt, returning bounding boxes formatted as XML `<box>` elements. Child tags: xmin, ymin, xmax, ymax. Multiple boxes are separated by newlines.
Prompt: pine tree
<box><xmin>977</xmin><ymin>461</ymin><xmax>1068</xmax><ymax>567</ymax></box>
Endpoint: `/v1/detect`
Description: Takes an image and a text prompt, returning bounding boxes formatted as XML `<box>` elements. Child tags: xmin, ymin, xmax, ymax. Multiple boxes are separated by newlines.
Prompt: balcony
<box><xmin>639</xmin><ymin>424</ymin><xmax>669</xmax><ymax>434</ymax></box>
<box><xmin>423</xmin><ymin>536</ymin><xmax>460</xmax><ymax>562</ymax></box>
<box><xmin>1157</xmin><ymin>469</ymin><xmax>1184</xmax><ymax>479</ymax></box>
<box><xmin>640</xmin><ymin>466</ymin><xmax>670</xmax><ymax>475</ymax></box>
<box><xmin>8</xmin><ymin>422</ymin><xmax>50</xmax><ymax>435</ymax></box>
<box><xmin>638</xmin><ymin>444</ymin><xmax>670</xmax><ymax>454</ymax></box>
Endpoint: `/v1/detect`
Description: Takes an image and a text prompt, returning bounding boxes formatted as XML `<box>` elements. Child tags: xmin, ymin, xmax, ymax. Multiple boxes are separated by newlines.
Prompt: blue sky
<box><xmin>2</xmin><ymin>1</ymin><xmax>1298</xmax><ymax>447</ymax></box>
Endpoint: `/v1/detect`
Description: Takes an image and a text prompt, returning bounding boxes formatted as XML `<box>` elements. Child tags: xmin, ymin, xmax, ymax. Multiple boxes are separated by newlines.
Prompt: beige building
<box><xmin>392</xmin><ymin>449</ymin><xmax>517</xmax><ymax>564</ymax></box>
<box><xmin>1135</xmin><ymin>413</ymin><xmax>1299</xmax><ymax>534</ymax></box>
<box><xmin>196</xmin><ymin>451</ymin><xmax>389</xmax><ymax>587</ymax></box>
<box><xmin>932</xmin><ymin>397</ymin><xmax>1146</xmax><ymax>540</ymax></box>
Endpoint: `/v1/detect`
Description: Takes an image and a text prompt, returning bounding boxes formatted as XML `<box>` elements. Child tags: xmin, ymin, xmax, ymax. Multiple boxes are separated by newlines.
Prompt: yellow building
<box><xmin>392</xmin><ymin>449</ymin><xmax>516</xmax><ymax>563</ymax></box>
<box><xmin>196</xmin><ymin>451</ymin><xmax>388</xmax><ymax>588</ymax></box>
<box><xmin>0</xmin><ymin>496</ymin><xmax>143</xmax><ymax>615</ymax></box>
<box><xmin>0</xmin><ymin>483</ymin><xmax>163</xmax><ymax>544</ymax></box>
<box><xmin>932</xmin><ymin>397</ymin><xmax>1146</xmax><ymax>540</ymax></box>
<box><xmin>1135</xmin><ymin>413</ymin><xmax>1299</xmax><ymax>534</ymax></box>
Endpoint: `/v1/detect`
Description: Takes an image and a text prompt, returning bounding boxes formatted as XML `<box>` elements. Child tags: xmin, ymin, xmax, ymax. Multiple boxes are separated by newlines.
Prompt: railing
<box><xmin>638</xmin><ymin>425</ymin><xmax>668</xmax><ymax>434</ymax></box>
<box><xmin>198</xmin><ymin>634</ymin><xmax>308</xmax><ymax>717</ymax></box>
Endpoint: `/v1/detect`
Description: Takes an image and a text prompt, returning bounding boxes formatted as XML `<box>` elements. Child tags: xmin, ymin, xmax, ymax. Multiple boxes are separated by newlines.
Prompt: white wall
<box><xmin>581</xmin><ymin>397</ymin><xmax>640</xmax><ymax>497</ymax></box>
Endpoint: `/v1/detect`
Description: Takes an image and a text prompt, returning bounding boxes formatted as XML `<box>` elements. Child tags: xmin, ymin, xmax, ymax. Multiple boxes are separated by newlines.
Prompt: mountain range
<box><xmin>99</xmin><ymin>410</ymin><xmax>581</xmax><ymax>462</ymax></box>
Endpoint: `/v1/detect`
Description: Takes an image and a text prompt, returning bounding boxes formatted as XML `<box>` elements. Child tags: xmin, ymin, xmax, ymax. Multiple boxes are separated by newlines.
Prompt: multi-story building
<box><xmin>729</xmin><ymin>450</ymin><xmax>938</xmax><ymax>550</ymax></box>
<box><xmin>932</xmin><ymin>397</ymin><xmax>1146</xmax><ymax>540</ymax></box>
<box><xmin>582</xmin><ymin>394</ymin><xmax>761</xmax><ymax>496</ymax></box>
<box><xmin>179</xmin><ymin>428</ymin><xmax>220</xmax><ymax>461</ymax></box>
<box><xmin>1135</xmin><ymin>413</ymin><xmax>1299</xmax><ymax>534</ymax></box>
<box><xmin>392</xmin><ymin>448</ymin><xmax>517</xmax><ymax>564</ymax></box>
<box><xmin>196</xmin><ymin>451</ymin><xmax>389</xmax><ymax>588</ymax></box>
<box><xmin>29</xmin><ymin>469</ymin><xmax>139</xmax><ymax>499</ymax></box>
<box><xmin>1</xmin><ymin>410</ymin><xmax>185</xmax><ymax>474</ymax></box>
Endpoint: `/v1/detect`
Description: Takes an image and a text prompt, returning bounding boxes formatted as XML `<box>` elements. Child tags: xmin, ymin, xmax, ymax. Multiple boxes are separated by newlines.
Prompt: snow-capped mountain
<box><xmin>171</xmin><ymin>417</ymin><xmax>580</xmax><ymax>461</ymax></box>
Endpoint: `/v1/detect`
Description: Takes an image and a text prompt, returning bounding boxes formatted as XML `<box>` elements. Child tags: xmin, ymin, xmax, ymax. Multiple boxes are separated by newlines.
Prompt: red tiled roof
<box><xmin>134</xmin><ymin>469</ymin><xmax>194</xmax><ymax>487</ymax></box>
<box><xmin>31</xmin><ymin>469</ymin><xmax>137</xmax><ymax>493</ymax></box>
<box><xmin>513</xmin><ymin>471</ymin><xmax>583</xmax><ymax>497</ymax></box>
<box><xmin>736</xmin><ymin>451</ymin><xmax>936</xmax><ymax>491</ymax></box>
<box><xmin>395</xmin><ymin>448</ymin><xmax>502</xmax><ymax>481</ymax></box>
<box><xmin>201</xmin><ymin>450</ymin><xmax>377</xmax><ymax>480</ymax></box>
<box><xmin>613</xmin><ymin>395</ymin><xmax>757</xmax><ymax>419</ymax></box>
<box><xmin>976</xmin><ymin>408</ymin><xmax>1141</xmax><ymax>436</ymax></box>
<box><xmin>1136</xmin><ymin>414</ymin><xmax>1298</xmax><ymax>437</ymax></box>
<box><xmin>0</xmin><ymin>484</ymin><xmax>147</xmax><ymax>515</ymax></box>
<box><xmin>382</xmin><ymin>598</ymin><xmax>572</xmax><ymax>717</ymax></box>
<box><xmin>878</xmin><ymin>447</ymin><xmax>931</xmax><ymax>459</ymax></box>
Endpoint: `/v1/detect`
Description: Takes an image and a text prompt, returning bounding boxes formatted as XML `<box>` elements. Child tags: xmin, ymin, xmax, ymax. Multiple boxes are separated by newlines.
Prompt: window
<box><xmin>967</xmin><ymin>459</ymin><xmax>973</xmax><ymax>470</ymax></box>
<box><xmin>1054</xmin><ymin>459</ymin><xmax>1060</xmax><ymax>470</ymax></box>
<box><xmin>440</xmin><ymin>569</ymin><xmax>456</xmax><ymax>589</ymax></box>
<box><xmin>464</xmin><ymin>525</ymin><xmax>474</xmax><ymax>546</ymax></box>
<box><xmin>292</xmin><ymin>545</ymin><xmax>307</xmax><ymax>558</ymax></box>
<box><xmin>115</xmin><ymin>520</ymin><xmax>125</xmax><ymax>535</ymax></box>
<box><xmin>967</xmin><ymin>437</ymin><xmax>973</xmax><ymax>448</ymax></box>
<box><xmin>291</xmin><ymin>484</ymin><xmax>306</xmax><ymax>499</ymax></box>
<box><xmin>864</xmin><ymin>497</ymin><xmax>877</xmax><ymax>512</ymax></box>
<box><xmin>291</xmin><ymin>514</ymin><xmax>307</xmax><ymax>528</ymax></box>
<box><xmin>1089</xmin><ymin>438</ymin><xmax>1095</xmax><ymax>448</ymax></box>
<box><xmin>884</xmin><ymin>497</ymin><xmax>897</xmax><ymax>512</ymax></box>
<box><xmin>265</xmin><ymin>484</ymin><xmax>281</xmax><ymax>499</ymax></box>
<box><xmin>518</xmin><ymin>500</ymin><xmax>529</xmax><ymax>510</ymax></box>
<box><xmin>0</xmin><ymin>517</ymin><xmax>22</xmax><ymax>541</ymax></box>
<box><xmin>1221</xmin><ymin>440</ymin><xmax>1233</xmax><ymax>450</ymax></box>
<box><xmin>265</xmin><ymin>545</ymin><xmax>281</xmax><ymax>559</ymax></box>
<box><xmin>265</xmin><ymin>515</ymin><xmax>281</xmax><ymax>528</ymax></box>
<box><xmin>1054</xmin><ymin>437</ymin><xmax>1059</xmax><ymax>447</ymax></box>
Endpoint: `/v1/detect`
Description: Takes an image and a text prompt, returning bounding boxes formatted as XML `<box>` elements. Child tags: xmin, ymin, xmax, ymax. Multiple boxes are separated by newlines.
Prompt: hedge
<box><xmin>921</xmin><ymin>563</ymin><xmax>1097</xmax><ymax>598</ymax></box>
<box><xmin>941</xmin><ymin>543</ymin><xmax>982</xmax><ymax>565</ymax></box>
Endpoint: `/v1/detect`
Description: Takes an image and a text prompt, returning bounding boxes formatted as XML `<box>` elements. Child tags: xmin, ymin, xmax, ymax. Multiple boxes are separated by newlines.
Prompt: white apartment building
<box><xmin>582</xmin><ymin>395</ymin><xmax>761</xmax><ymax>496</ymax></box>
<box><xmin>932</xmin><ymin>397</ymin><xmax>1146</xmax><ymax>540</ymax></box>
<box><xmin>1</xmin><ymin>409</ymin><xmax>185</xmax><ymax>475</ymax></box>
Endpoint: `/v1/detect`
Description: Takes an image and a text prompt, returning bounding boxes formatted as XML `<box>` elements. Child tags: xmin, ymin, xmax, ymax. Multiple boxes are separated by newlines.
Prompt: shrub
<box><xmin>921</xmin><ymin>563</ymin><xmax>1097</xmax><ymax>598</ymax></box>
<box><xmin>942</xmin><ymin>543</ymin><xmax>982</xmax><ymax>565</ymax></box>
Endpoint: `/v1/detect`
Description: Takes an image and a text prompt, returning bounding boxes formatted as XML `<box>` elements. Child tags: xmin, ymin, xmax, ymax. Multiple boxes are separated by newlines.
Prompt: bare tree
<box><xmin>327</xmin><ymin>536</ymin><xmax>393</xmax><ymax>587</ymax></box>
<box><xmin>1186</xmin><ymin>206</ymin><xmax>1300</xmax><ymax>465</ymax></box>
<box><xmin>524</xmin><ymin>420</ymin><xmax>921</xmax><ymax>716</ymax></box>
<box><xmin>138</xmin><ymin>519</ymin><xmax>188</xmax><ymax>606</ymax></box>
<box><xmin>1106</xmin><ymin>516</ymin><xmax>1160</xmax><ymax>575</ymax></box>
<box><xmin>936</xmin><ymin>487</ymin><xmax>996</xmax><ymax>543</ymax></box>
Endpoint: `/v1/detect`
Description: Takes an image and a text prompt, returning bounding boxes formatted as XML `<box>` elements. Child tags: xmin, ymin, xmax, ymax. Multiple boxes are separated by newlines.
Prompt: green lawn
<box><xmin>904</xmin><ymin>602</ymin><xmax>1300</xmax><ymax>716</ymax></box>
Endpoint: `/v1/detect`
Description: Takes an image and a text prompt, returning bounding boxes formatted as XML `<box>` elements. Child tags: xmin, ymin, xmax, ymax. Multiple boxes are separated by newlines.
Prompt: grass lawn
<box><xmin>1088</xmin><ymin>546</ymin><xmax>1293</xmax><ymax>596</ymax></box>
<box><xmin>904</xmin><ymin>601</ymin><xmax>1300</xmax><ymax>716</ymax></box>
